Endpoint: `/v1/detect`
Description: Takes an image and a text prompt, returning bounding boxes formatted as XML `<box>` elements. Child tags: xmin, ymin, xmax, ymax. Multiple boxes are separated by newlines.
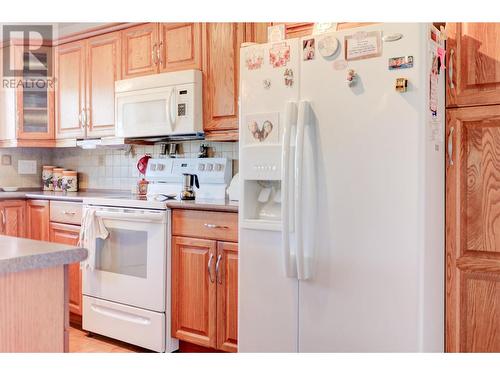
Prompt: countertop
<box><xmin>0</xmin><ymin>189</ymin><xmax>239</xmax><ymax>212</ymax></box>
<box><xmin>0</xmin><ymin>235</ymin><xmax>88</xmax><ymax>275</ymax></box>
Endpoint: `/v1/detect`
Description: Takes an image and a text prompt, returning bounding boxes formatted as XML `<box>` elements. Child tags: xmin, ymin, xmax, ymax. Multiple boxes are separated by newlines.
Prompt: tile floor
<box><xmin>68</xmin><ymin>326</ymin><xmax>150</xmax><ymax>353</ymax></box>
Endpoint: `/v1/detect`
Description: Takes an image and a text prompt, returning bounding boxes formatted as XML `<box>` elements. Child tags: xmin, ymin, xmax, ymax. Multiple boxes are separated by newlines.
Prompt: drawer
<box><xmin>50</xmin><ymin>201</ymin><xmax>82</xmax><ymax>225</ymax></box>
<box><xmin>172</xmin><ymin>209</ymin><xmax>238</xmax><ymax>242</ymax></box>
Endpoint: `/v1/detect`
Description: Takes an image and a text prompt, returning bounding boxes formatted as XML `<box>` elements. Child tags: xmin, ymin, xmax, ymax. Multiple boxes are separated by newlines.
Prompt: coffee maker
<box><xmin>180</xmin><ymin>173</ymin><xmax>199</xmax><ymax>200</ymax></box>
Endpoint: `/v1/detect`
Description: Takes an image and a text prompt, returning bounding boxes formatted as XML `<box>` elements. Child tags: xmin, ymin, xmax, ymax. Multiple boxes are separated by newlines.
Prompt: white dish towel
<box><xmin>79</xmin><ymin>207</ymin><xmax>109</xmax><ymax>270</ymax></box>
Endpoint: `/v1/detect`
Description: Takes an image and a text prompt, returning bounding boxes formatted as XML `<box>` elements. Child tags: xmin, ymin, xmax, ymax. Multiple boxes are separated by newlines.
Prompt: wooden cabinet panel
<box><xmin>202</xmin><ymin>23</ymin><xmax>245</xmax><ymax>133</ymax></box>
<box><xmin>121</xmin><ymin>23</ymin><xmax>159</xmax><ymax>79</ymax></box>
<box><xmin>172</xmin><ymin>209</ymin><xmax>238</xmax><ymax>242</ymax></box>
<box><xmin>86</xmin><ymin>32</ymin><xmax>121</xmax><ymax>138</ymax></box>
<box><xmin>172</xmin><ymin>236</ymin><xmax>217</xmax><ymax>348</ymax></box>
<box><xmin>446</xmin><ymin>105</ymin><xmax>500</xmax><ymax>352</ymax></box>
<box><xmin>49</xmin><ymin>222</ymin><xmax>82</xmax><ymax>317</ymax></box>
<box><xmin>447</xmin><ymin>23</ymin><xmax>500</xmax><ymax>107</ymax></box>
<box><xmin>56</xmin><ymin>41</ymin><xmax>86</xmax><ymax>139</ymax></box>
<box><xmin>216</xmin><ymin>241</ymin><xmax>238</xmax><ymax>352</ymax></box>
<box><xmin>159</xmin><ymin>23</ymin><xmax>201</xmax><ymax>73</ymax></box>
<box><xmin>26</xmin><ymin>200</ymin><xmax>50</xmax><ymax>241</ymax></box>
<box><xmin>0</xmin><ymin>200</ymin><xmax>26</xmax><ymax>237</ymax></box>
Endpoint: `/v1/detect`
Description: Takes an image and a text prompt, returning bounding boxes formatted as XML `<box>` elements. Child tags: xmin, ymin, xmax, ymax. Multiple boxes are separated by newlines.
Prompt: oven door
<box><xmin>82</xmin><ymin>206</ymin><xmax>167</xmax><ymax>312</ymax></box>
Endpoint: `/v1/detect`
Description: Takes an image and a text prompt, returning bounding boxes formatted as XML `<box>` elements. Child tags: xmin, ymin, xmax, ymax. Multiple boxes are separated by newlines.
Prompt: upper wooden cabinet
<box><xmin>56</xmin><ymin>32</ymin><xmax>120</xmax><ymax>139</ymax></box>
<box><xmin>26</xmin><ymin>200</ymin><xmax>50</xmax><ymax>241</ymax></box>
<box><xmin>55</xmin><ymin>40</ymin><xmax>86</xmax><ymax>139</ymax></box>
<box><xmin>121</xmin><ymin>23</ymin><xmax>159</xmax><ymax>78</ymax></box>
<box><xmin>446</xmin><ymin>105</ymin><xmax>500</xmax><ymax>352</ymax></box>
<box><xmin>159</xmin><ymin>23</ymin><xmax>202</xmax><ymax>73</ymax></box>
<box><xmin>0</xmin><ymin>200</ymin><xmax>26</xmax><ymax>237</ymax></box>
<box><xmin>446</xmin><ymin>23</ymin><xmax>500</xmax><ymax>108</ymax></box>
<box><xmin>121</xmin><ymin>23</ymin><xmax>202</xmax><ymax>79</ymax></box>
<box><xmin>86</xmin><ymin>32</ymin><xmax>122</xmax><ymax>138</ymax></box>
<box><xmin>201</xmin><ymin>23</ymin><xmax>247</xmax><ymax>137</ymax></box>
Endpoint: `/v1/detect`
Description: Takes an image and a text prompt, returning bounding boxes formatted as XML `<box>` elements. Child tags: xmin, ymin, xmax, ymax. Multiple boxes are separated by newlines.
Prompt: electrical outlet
<box><xmin>1</xmin><ymin>155</ymin><xmax>12</xmax><ymax>166</ymax></box>
<box><xmin>18</xmin><ymin>160</ymin><xmax>37</xmax><ymax>175</ymax></box>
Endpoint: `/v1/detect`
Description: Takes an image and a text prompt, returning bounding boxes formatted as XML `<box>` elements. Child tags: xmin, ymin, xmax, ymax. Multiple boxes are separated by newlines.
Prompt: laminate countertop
<box><xmin>0</xmin><ymin>190</ymin><xmax>128</xmax><ymax>202</ymax></box>
<box><xmin>0</xmin><ymin>235</ymin><xmax>87</xmax><ymax>275</ymax></box>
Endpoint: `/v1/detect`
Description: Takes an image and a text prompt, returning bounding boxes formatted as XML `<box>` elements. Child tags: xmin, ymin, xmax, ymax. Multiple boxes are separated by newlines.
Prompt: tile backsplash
<box><xmin>0</xmin><ymin>141</ymin><xmax>239</xmax><ymax>191</ymax></box>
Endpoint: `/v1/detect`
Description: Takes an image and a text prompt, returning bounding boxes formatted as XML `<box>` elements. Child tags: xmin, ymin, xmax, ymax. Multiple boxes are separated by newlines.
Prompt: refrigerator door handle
<box><xmin>295</xmin><ymin>100</ymin><xmax>308</xmax><ymax>280</ymax></box>
<box><xmin>281</xmin><ymin>101</ymin><xmax>298</xmax><ymax>278</ymax></box>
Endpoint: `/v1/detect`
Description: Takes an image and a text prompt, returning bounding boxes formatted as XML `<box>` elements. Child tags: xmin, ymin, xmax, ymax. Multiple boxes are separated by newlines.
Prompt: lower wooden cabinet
<box><xmin>171</xmin><ymin>210</ymin><xmax>239</xmax><ymax>352</ymax></box>
<box><xmin>49</xmin><ymin>222</ymin><xmax>83</xmax><ymax>320</ymax></box>
<box><xmin>0</xmin><ymin>200</ymin><xmax>26</xmax><ymax>237</ymax></box>
<box><xmin>26</xmin><ymin>200</ymin><xmax>50</xmax><ymax>241</ymax></box>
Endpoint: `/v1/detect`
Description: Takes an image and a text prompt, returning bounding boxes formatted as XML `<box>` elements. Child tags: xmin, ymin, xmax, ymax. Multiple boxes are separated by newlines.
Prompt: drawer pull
<box><xmin>63</xmin><ymin>211</ymin><xmax>77</xmax><ymax>215</ymax></box>
<box><xmin>204</xmin><ymin>223</ymin><xmax>229</xmax><ymax>229</ymax></box>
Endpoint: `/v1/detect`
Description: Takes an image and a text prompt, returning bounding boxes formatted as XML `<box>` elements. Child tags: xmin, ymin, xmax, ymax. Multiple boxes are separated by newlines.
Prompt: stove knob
<box><xmin>215</xmin><ymin>163</ymin><xmax>223</xmax><ymax>171</ymax></box>
<box><xmin>206</xmin><ymin>163</ymin><xmax>213</xmax><ymax>171</ymax></box>
<box><xmin>198</xmin><ymin>164</ymin><xmax>205</xmax><ymax>171</ymax></box>
<box><xmin>150</xmin><ymin>163</ymin><xmax>157</xmax><ymax>171</ymax></box>
<box><xmin>157</xmin><ymin>163</ymin><xmax>165</xmax><ymax>171</ymax></box>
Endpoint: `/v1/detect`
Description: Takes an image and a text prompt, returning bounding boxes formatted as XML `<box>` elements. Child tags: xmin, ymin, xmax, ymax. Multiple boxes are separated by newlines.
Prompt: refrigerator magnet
<box><xmin>345</xmin><ymin>31</ymin><xmax>382</xmax><ymax>61</ymax></box>
<box><xmin>245</xmin><ymin>48</ymin><xmax>264</xmax><ymax>70</ymax></box>
<box><xmin>318</xmin><ymin>35</ymin><xmax>339</xmax><ymax>57</ymax></box>
<box><xmin>284</xmin><ymin>69</ymin><xmax>294</xmax><ymax>87</ymax></box>
<box><xmin>245</xmin><ymin>113</ymin><xmax>279</xmax><ymax>144</ymax></box>
<box><xmin>263</xmin><ymin>79</ymin><xmax>271</xmax><ymax>89</ymax></box>
<box><xmin>333</xmin><ymin>59</ymin><xmax>348</xmax><ymax>70</ymax></box>
<box><xmin>388</xmin><ymin>56</ymin><xmax>414</xmax><ymax>70</ymax></box>
<box><xmin>303</xmin><ymin>38</ymin><xmax>316</xmax><ymax>61</ymax></box>
<box><xmin>269</xmin><ymin>42</ymin><xmax>290</xmax><ymax>68</ymax></box>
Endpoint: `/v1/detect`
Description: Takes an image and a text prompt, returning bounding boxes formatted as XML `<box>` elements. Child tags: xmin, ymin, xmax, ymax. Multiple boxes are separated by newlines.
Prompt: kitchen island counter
<box><xmin>0</xmin><ymin>235</ymin><xmax>87</xmax><ymax>353</ymax></box>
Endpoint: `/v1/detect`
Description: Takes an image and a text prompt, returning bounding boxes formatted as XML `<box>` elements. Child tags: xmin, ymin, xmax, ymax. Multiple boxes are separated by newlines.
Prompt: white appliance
<box><xmin>82</xmin><ymin>157</ymin><xmax>231</xmax><ymax>352</ymax></box>
<box><xmin>239</xmin><ymin>23</ymin><xmax>445</xmax><ymax>352</ymax></box>
<box><xmin>115</xmin><ymin>70</ymin><xmax>203</xmax><ymax>139</ymax></box>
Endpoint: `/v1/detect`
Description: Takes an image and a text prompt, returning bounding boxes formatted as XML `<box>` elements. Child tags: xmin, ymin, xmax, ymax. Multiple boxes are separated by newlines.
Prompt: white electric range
<box><xmin>81</xmin><ymin>157</ymin><xmax>232</xmax><ymax>352</ymax></box>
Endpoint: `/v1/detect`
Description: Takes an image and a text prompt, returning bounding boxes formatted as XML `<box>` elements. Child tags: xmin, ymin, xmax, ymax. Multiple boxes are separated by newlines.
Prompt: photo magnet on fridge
<box><xmin>269</xmin><ymin>42</ymin><xmax>290</xmax><ymax>68</ymax></box>
<box><xmin>245</xmin><ymin>113</ymin><xmax>280</xmax><ymax>145</ymax></box>
<box><xmin>388</xmin><ymin>56</ymin><xmax>414</xmax><ymax>70</ymax></box>
<box><xmin>245</xmin><ymin>48</ymin><xmax>264</xmax><ymax>70</ymax></box>
<box><xmin>303</xmin><ymin>38</ymin><xmax>316</xmax><ymax>61</ymax></box>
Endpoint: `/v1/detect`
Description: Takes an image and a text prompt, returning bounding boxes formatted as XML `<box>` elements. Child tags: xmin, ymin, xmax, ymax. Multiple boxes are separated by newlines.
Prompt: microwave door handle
<box><xmin>169</xmin><ymin>88</ymin><xmax>177</xmax><ymax>129</ymax></box>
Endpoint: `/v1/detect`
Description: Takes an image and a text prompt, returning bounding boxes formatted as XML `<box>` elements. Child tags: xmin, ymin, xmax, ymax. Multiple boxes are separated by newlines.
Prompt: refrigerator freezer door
<box><xmin>239</xmin><ymin>39</ymin><xmax>301</xmax><ymax>352</ymax></box>
<box><xmin>297</xmin><ymin>24</ymin><xmax>444</xmax><ymax>352</ymax></box>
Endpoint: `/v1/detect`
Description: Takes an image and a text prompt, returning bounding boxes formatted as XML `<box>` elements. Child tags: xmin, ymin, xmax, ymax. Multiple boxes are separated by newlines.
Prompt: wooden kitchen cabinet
<box><xmin>446</xmin><ymin>105</ymin><xmax>500</xmax><ymax>352</ymax></box>
<box><xmin>171</xmin><ymin>209</ymin><xmax>239</xmax><ymax>352</ymax></box>
<box><xmin>0</xmin><ymin>200</ymin><xmax>26</xmax><ymax>237</ymax></box>
<box><xmin>56</xmin><ymin>32</ymin><xmax>121</xmax><ymax>139</ymax></box>
<box><xmin>446</xmin><ymin>23</ymin><xmax>500</xmax><ymax>108</ymax></box>
<box><xmin>50</xmin><ymin>222</ymin><xmax>82</xmax><ymax>319</ymax></box>
<box><xmin>159</xmin><ymin>23</ymin><xmax>202</xmax><ymax>73</ymax></box>
<box><xmin>85</xmin><ymin>32</ymin><xmax>121</xmax><ymax>138</ymax></box>
<box><xmin>55</xmin><ymin>40</ymin><xmax>86</xmax><ymax>139</ymax></box>
<box><xmin>26</xmin><ymin>200</ymin><xmax>50</xmax><ymax>241</ymax></box>
<box><xmin>171</xmin><ymin>236</ymin><xmax>218</xmax><ymax>348</ymax></box>
<box><xmin>122</xmin><ymin>23</ymin><xmax>202</xmax><ymax>79</ymax></box>
<box><xmin>201</xmin><ymin>23</ymin><xmax>247</xmax><ymax>139</ymax></box>
<box><xmin>216</xmin><ymin>241</ymin><xmax>239</xmax><ymax>353</ymax></box>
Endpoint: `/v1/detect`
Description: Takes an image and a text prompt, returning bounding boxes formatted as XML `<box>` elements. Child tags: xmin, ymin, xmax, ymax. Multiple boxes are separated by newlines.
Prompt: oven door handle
<box><xmin>94</xmin><ymin>210</ymin><xmax>165</xmax><ymax>223</ymax></box>
<box><xmin>90</xmin><ymin>304</ymin><xmax>151</xmax><ymax>325</ymax></box>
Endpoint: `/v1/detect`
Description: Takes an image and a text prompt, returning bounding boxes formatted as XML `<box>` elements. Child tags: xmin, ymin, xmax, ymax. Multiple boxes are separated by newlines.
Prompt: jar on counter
<box><xmin>42</xmin><ymin>166</ymin><xmax>55</xmax><ymax>191</ymax></box>
<box><xmin>62</xmin><ymin>170</ymin><xmax>78</xmax><ymax>192</ymax></box>
<box><xmin>137</xmin><ymin>178</ymin><xmax>149</xmax><ymax>196</ymax></box>
<box><xmin>52</xmin><ymin>168</ymin><xmax>65</xmax><ymax>192</ymax></box>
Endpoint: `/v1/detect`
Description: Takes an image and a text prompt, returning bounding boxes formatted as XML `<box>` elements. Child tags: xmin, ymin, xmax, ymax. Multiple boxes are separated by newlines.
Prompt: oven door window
<box><xmin>95</xmin><ymin>228</ymin><xmax>148</xmax><ymax>278</ymax></box>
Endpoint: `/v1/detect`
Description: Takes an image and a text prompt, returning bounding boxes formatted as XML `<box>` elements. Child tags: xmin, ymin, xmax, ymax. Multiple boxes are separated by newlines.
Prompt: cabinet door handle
<box><xmin>158</xmin><ymin>41</ymin><xmax>163</xmax><ymax>66</ymax></box>
<box><xmin>85</xmin><ymin>108</ymin><xmax>91</xmax><ymax>129</ymax></box>
<box><xmin>152</xmin><ymin>43</ymin><xmax>158</xmax><ymax>65</ymax></box>
<box><xmin>204</xmin><ymin>223</ymin><xmax>229</xmax><ymax>229</ymax></box>
<box><xmin>78</xmin><ymin>109</ymin><xmax>83</xmax><ymax>126</ymax></box>
<box><xmin>62</xmin><ymin>211</ymin><xmax>77</xmax><ymax>215</ymax></box>
<box><xmin>448</xmin><ymin>126</ymin><xmax>454</xmax><ymax>166</ymax></box>
<box><xmin>0</xmin><ymin>209</ymin><xmax>5</xmax><ymax>229</ymax></box>
<box><xmin>449</xmin><ymin>48</ymin><xmax>455</xmax><ymax>89</ymax></box>
<box><xmin>208</xmin><ymin>253</ymin><xmax>214</xmax><ymax>283</ymax></box>
<box><xmin>215</xmin><ymin>254</ymin><xmax>222</xmax><ymax>284</ymax></box>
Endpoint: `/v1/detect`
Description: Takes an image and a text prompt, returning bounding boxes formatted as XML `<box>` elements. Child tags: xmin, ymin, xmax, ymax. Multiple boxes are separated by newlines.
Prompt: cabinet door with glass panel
<box><xmin>14</xmin><ymin>44</ymin><xmax>55</xmax><ymax>140</ymax></box>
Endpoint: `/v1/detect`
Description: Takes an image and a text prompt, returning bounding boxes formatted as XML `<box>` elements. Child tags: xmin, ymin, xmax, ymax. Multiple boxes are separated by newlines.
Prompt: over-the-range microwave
<box><xmin>115</xmin><ymin>69</ymin><xmax>203</xmax><ymax>139</ymax></box>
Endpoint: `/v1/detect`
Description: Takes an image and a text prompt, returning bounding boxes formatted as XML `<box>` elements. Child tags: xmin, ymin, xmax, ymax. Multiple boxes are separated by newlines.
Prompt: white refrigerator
<box><xmin>238</xmin><ymin>23</ymin><xmax>445</xmax><ymax>352</ymax></box>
